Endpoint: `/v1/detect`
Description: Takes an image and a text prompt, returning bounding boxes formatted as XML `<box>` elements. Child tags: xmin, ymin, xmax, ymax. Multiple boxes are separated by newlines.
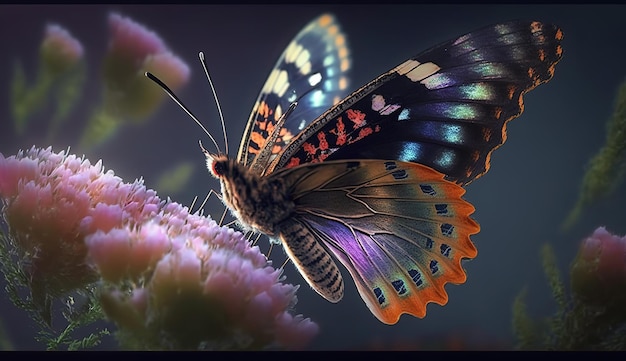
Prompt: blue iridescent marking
<box><xmin>459</xmin><ymin>83</ymin><xmax>493</xmax><ymax>100</ymax></box>
<box><xmin>441</xmin><ymin>244</ymin><xmax>451</xmax><ymax>257</ymax></box>
<box><xmin>474</xmin><ymin>63</ymin><xmax>506</xmax><ymax>77</ymax></box>
<box><xmin>422</xmin><ymin>73</ymin><xmax>452</xmax><ymax>90</ymax></box>
<box><xmin>442</xmin><ymin>104</ymin><xmax>477</xmax><ymax>120</ymax></box>
<box><xmin>436</xmin><ymin>149</ymin><xmax>455</xmax><ymax>168</ymax></box>
<box><xmin>323</xmin><ymin>55</ymin><xmax>336</xmax><ymax>66</ymax></box>
<box><xmin>323</xmin><ymin>79</ymin><xmax>336</xmax><ymax>91</ymax></box>
<box><xmin>419</xmin><ymin>184</ymin><xmax>436</xmax><ymax>196</ymax></box>
<box><xmin>441</xmin><ymin>123</ymin><xmax>463</xmax><ymax>143</ymax></box>
<box><xmin>399</xmin><ymin>142</ymin><xmax>421</xmax><ymax>161</ymax></box>
<box><xmin>408</xmin><ymin>269</ymin><xmax>423</xmax><ymax>287</ymax></box>
<box><xmin>430</xmin><ymin>260</ymin><xmax>439</xmax><ymax>274</ymax></box>
<box><xmin>441</xmin><ymin>223</ymin><xmax>454</xmax><ymax>236</ymax></box>
<box><xmin>392</xmin><ymin>279</ymin><xmax>407</xmax><ymax>295</ymax></box>
<box><xmin>309</xmin><ymin>90</ymin><xmax>327</xmax><ymax>107</ymax></box>
<box><xmin>398</xmin><ymin>108</ymin><xmax>410</xmax><ymax>120</ymax></box>
<box><xmin>374</xmin><ymin>287</ymin><xmax>385</xmax><ymax>305</ymax></box>
<box><xmin>435</xmin><ymin>203</ymin><xmax>448</xmax><ymax>215</ymax></box>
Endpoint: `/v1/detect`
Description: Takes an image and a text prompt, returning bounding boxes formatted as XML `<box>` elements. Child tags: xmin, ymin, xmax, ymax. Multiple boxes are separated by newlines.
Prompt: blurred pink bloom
<box><xmin>570</xmin><ymin>226</ymin><xmax>626</xmax><ymax>305</ymax></box>
<box><xmin>143</xmin><ymin>52</ymin><xmax>190</xmax><ymax>91</ymax></box>
<box><xmin>107</xmin><ymin>13</ymin><xmax>167</xmax><ymax>68</ymax></box>
<box><xmin>102</xmin><ymin>12</ymin><xmax>190</xmax><ymax>120</ymax></box>
<box><xmin>0</xmin><ymin>146</ymin><xmax>317</xmax><ymax>349</ymax></box>
<box><xmin>40</xmin><ymin>24</ymin><xmax>84</xmax><ymax>75</ymax></box>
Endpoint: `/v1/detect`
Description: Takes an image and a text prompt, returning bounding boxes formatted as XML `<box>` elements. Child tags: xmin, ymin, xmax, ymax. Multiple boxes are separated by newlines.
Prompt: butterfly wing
<box><xmin>236</xmin><ymin>13</ymin><xmax>351</xmax><ymax>168</ymax></box>
<box><xmin>270</xmin><ymin>21</ymin><xmax>563</xmax><ymax>185</ymax></box>
<box><xmin>274</xmin><ymin>159</ymin><xmax>479</xmax><ymax>324</ymax></box>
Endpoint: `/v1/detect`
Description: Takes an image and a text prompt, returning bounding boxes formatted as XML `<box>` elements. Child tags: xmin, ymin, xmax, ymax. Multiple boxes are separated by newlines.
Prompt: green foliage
<box><xmin>512</xmin><ymin>287</ymin><xmax>540</xmax><ymax>349</ymax></box>
<box><xmin>154</xmin><ymin>161</ymin><xmax>195</xmax><ymax>197</ymax></box>
<box><xmin>35</xmin><ymin>293</ymin><xmax>110</xmax><ymax>350</ymax></box>
<box><xmin>46</xmin><ymin>62</ymin><xmax>87</xmax><ymax>143</ymax></box>
<box><xmin>513</xmin><ymin>243</ymin><xmax>626</xmax><ymax>350</ymax></box>
<box><xmin>0</xmin><ymin>316</ymin><xmax>14</xmax><ymax>350</ymax></box>
<box><xmin>0</xmin><ymin>223</ymin><xmax>110</xmax><ymax>350</ymax></box>
<box><xmin>78</xmin><ymin>108</ymin><xmax>120</xmax><ymax>151</ymax></box>
<box><xmin>563</xmin><ymin>78</ymin><xmax>626</xmax><ymax>229</ymax></box>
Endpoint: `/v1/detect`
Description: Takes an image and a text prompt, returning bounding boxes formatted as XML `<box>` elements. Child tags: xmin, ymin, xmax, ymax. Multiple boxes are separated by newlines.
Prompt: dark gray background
<box><xmin>0</xmin><ymin>4</ymin><xmax>624</xmax><ymax>350</ymax></box>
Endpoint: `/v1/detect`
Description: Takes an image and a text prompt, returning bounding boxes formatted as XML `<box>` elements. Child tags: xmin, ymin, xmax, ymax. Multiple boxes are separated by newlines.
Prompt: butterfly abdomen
<box><xmin>278</xmin><ymin>218</ymin><xmax>344</xmax><ymax>303</ymax></box>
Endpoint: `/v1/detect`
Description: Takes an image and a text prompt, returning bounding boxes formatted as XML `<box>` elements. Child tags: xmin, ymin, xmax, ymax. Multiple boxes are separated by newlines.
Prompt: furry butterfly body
<box><xmin>204</xmin><ymin>14</ymin><xmax>563</xmax><ymax>324</ymax></box>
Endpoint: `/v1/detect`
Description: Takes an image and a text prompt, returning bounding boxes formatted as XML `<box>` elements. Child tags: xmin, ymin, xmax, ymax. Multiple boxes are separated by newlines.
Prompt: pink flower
<box><xmin>40</xmin><ymin>24</ymin><xmax>84</xmax><ymax>75</ymax></box>
<box><xmin>0</xmin><ymin>146</ymin><xmax>160</xmax><ymax>307</ymax></box>
<box><xmin>107</xmin><ymin>13</ymin><xmax>167</xmax><ymax>68</ymax></box>
<box><xmin>570</xmin><ymin>226</ymin><xmax>626</xmax><ymax>305</ymax></box>
<box><xmin>143</xmin><ymin>52</ymin><xmax>190</xmax><ymax>92</ymax></box>
<box><xmin>102</xmin><ymin>13</ymin><xmax>190</xmax><ymax>120</ymax></box>
<box><xmin>0</xmin><ymin>146</ymin><xmax>317</xmax><ymax>349</ymax></box>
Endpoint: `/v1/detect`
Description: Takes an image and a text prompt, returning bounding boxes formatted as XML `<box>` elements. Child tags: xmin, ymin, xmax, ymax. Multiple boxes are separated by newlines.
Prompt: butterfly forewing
<box><xmin>270</xmin><ymin>21</ymin><xmax>563</xmax><ymax>185</ymax></box>
<box><xmin>275</xmin><ymin>159</ymin><xmax>479</xmax><ymax>324</ymax></box>
<box><xmin>236</xmin><ymin>14</ymin><xmax>351</xmax><ymax>169</ymax></box>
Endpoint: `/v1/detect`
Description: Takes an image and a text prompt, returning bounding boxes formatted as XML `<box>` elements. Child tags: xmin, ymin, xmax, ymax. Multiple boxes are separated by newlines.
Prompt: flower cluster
<box><xmin>0</xmin><ymin>146</ymin><xmax>317</xmax><ymax>350</ymax></box>
<box><xmin>11</xmin><ymin>24</ymin><xmax>85</xmax><ymax>137</ymax></box>
<box><xmin>80</xmin><ymin>13</ymin><xmax>191</xmax><ymax>150</ymax></box>
<box><xmin>570</xmin><ymin>226</ymin><xmax>626</xmax><ymax>305</ymax></box>
<box><xmin>0</xmin><ymin>146</ymin><xmax>160</xmax><ymax>314</ymax></box>
<box><xmin>102</xmin><ymin>12</ymin><xmax>190</xmax><ymax>120</ymax></box>
<box><xmin>40</xmin><ymin>24</ymin><xmax>84</xmax><ymax>76</ymax></box>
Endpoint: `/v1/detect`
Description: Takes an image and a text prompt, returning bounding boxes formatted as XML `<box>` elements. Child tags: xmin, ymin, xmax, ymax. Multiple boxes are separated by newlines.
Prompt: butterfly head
<box><xmin>207</xmin><ymin>155</ymin><xmax>228</xmax><ymax>179</ymax></box>
<box><xmin>198</xmin><ymin>140</ymin><xmax>228</xmax><ymax>179</ymax></box>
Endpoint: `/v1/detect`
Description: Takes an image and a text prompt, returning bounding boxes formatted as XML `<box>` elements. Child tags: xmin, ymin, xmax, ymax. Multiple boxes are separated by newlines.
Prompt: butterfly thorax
<box><xmin>207</xmin><ymin>155</ymin><xmax>295</xmax><ymax>236</ymax></box>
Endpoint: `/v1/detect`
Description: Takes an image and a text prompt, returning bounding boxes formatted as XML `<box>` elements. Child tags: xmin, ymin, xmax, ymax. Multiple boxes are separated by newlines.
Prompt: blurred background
<box><xmin>0</xmin><ymin>4</ymin><xmax>624</xmax><ymax>350</ymax></box>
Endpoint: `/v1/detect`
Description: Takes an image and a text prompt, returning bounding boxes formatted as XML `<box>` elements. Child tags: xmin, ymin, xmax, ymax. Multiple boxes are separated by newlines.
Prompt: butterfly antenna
<box><xmin>145</xmin><ymin>72</ymin><xmax>222</xmax><ymax>154</ymax></box>
<box><xmin>199</xmin><ymin>52</ymin><xmax>229</xmax><ymax>156</ymax></box>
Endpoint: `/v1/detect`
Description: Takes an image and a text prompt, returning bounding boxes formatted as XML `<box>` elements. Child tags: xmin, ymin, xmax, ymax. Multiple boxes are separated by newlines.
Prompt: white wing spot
<box><xmin>406</xmin><ymin>62</ymin><xmax>441</xmax><ymax>82</ymax></box>
<box><xmin>308</xmin><ymin>72</ymin><xmax>322</xmax><ymax>87</ymax></box>
<box><xmin>295</xmin><ymin>49</ymin><xmax>311</xmax><ymax>72</ymax></box>
<box><xmin>274</xmin><ymin>104</ymin><xmax>283</xmax><ymax>121</ymax></box>
<box><xmin>395</xmin><ymin>59</ymin><xmax>420</xmax><ymax>75</ymax></box>
<box><xmin>396</xmin><ymin>60</ymin><xmax>441</xmax><ymax>82</ymax></box>
<box><xmin>272</xmin><ymin>70</ymin><xmax>289</xmax><ymax>97</ymax></box>
<box><xmin>285</xmin><ymin>42</ymin><xmax>303</xmax><ymax>64</ymax></box>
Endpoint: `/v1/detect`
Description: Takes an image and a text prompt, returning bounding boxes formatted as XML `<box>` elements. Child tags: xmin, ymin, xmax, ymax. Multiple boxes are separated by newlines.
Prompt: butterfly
<box><xmin>201</xmin><ymin>14</ymin><xmax>563</xmax><ymax>324</ymax></box>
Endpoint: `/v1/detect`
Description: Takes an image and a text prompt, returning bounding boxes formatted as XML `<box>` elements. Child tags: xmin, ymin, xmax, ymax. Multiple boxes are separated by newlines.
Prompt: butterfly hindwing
<box><xmin>274</xmin><ymin>159</ymin><xmax>479</xmax><ymax>324</ymax></box>
<box><xmin>270</xmin><ymin>21</ymin><xmax>563</xmax><ymax>185</ymax></box>
<box><xmin>236</xmin><ymin>14</ymin><xmax>351</xmax><ymax>169</ymax></box>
